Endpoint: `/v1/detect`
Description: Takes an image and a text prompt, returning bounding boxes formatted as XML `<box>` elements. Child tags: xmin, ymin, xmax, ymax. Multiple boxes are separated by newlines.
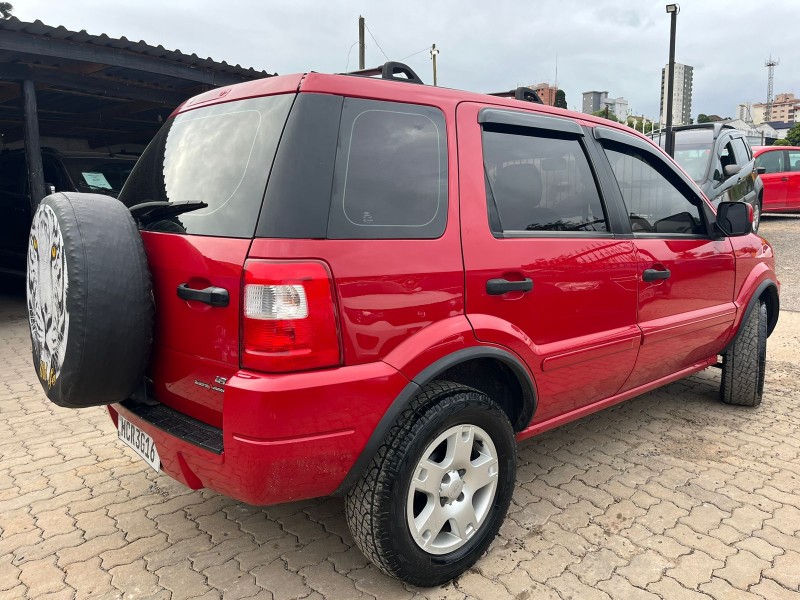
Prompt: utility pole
<box><xmin>430</xmin><ymin>44</ymin><xmax>439</xmax><ymax>86</ymax></box>
<box><xmin>665</xmin><ymin>4</ymin><xmax>680</xmax><ymax>157</ymax></box>
<box><xmin>358</xmin><ymin>16</ymin><xmax>365</xmax><ymax>70</ymax></box>
<box><xmin>765</xmin><ymin>56</ymin><xmax>779</xmax><ymax>121</ymax></box>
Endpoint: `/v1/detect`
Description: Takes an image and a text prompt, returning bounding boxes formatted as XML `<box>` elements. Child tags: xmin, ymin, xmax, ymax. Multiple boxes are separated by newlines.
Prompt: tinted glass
<box><xmin>327</xmin><ymin>99</ymin><xmax>447</xmax><ymax>239</ymax></box>
<box><xmin>119</xmin><ymin>94</ymin><xmax>294</xmax><ymax>237</ymax></box>
<box><xmin>756</xmin><ymin>150</ymin><xmax>785</xmax><ymax>174</ymax></box>
<box><xmin>482</xmin><ymin>129</ymin><xmax>607</xmax><ymax>233</ymax></box>
<box><xmin>665</xmin><ymin>129</ymin><xmax>714</xmax><ymax>182</ymax></box>
<box><xmin>788</xmin><ymin>151</ymin><xmax>800</xmax><ymax>172</ymax></box>
<box><xmin>731</xmin><ymin>137</ymin><xmax>751</xmax><ymax>166</ymax></box>
<box><xmin>61</xmin><ymin>158</ymin><xmax>136</xmax><ymax>194</ymax></box>
<box><xmin>605</xmin><ymin>146</ymin><xmax>705</xmax><ymax>235</ymax></box>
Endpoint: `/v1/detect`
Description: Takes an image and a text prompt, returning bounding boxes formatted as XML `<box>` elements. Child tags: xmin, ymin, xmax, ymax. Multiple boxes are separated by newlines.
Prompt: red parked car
<box><xmin>26</xmin><ymin>62</ymin><xmax>779</xmax><ymax>586</ymax></box>
<box><xmin>753</xmin><ymin>145</ymin><xmax>800</xmax><ymax>212</ymax></box>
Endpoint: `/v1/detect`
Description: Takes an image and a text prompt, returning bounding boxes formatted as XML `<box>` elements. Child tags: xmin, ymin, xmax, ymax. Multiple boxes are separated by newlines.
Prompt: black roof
<box><xmin>0</xmin><ymin>18</ymin><xmax>276</xmax><ymax>148</ymax></box>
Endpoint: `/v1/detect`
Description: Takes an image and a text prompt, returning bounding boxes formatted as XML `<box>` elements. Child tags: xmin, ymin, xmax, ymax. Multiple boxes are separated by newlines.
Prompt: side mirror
<box><xmin>756</xmin><ymin>166</ymin><xmax>766</xmax><ymax>175</ymax></box>
<box><xmin>715</xmin><ymin>201</ymin><xmax>752</xmax><ymax>237</ymax></box>
<box><xmin>723</xmin><ymin>164</ymin><xmax>739</xmax><ymax>179</ymax></box>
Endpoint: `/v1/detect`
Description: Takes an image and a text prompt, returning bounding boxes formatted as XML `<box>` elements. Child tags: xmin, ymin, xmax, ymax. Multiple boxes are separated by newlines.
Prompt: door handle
<box><xmin>781</xmin><ymin>177</ymin><xmax>789</xmax><ymax>181</ymax></box>
<box><xmin>642</xmin><ymin>269</ymin><xmax>671</xmax><ymax>282</ymax></box>
<box><xmin>177</xmin><ymin>283</ymin><xmax>229</xmax><ymax>307</ymax></box>
<box><xmin>486</xmin><ymin>278</ymin><xmax>534</xmax><ymax>295</ymax></box>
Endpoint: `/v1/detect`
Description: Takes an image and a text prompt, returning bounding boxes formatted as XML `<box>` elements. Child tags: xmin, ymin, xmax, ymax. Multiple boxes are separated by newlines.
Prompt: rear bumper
<box><xmin>109</xmin><ymin>361</ymin><xmax>409</xmax><ymax>505</ymax></box>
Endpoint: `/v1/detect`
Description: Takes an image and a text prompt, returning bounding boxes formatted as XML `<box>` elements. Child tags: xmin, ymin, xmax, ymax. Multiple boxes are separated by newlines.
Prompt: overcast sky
<box><xmin>15</xmin><ymin>0</ymin><xmax>800</xmax><ymax>120</ymax></box>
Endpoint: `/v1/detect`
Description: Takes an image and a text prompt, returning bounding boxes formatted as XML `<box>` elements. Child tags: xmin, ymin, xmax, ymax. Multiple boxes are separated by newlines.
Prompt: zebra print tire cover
<box><xmin>26</xmin><ymin>192</ymin><xmax>153</xmax><ymax>408</ymax></box>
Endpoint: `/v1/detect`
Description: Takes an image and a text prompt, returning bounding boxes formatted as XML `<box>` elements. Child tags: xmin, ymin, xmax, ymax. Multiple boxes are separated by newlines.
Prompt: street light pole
<box><xmin>430</xmin><ymin>44</ymin><xmax>439</xmax><ymax>86</ymax></box>
<box><xmin>665</xmin><ymin>4</ymin><xmax>680</xmax><ymax>157</ymax></box>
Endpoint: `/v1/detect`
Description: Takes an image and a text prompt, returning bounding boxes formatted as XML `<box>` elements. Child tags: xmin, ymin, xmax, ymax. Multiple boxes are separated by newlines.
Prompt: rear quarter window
<box><xmin>327</xmin><ymin>99</ymin><xmax>448</xmax><ymax>239</ymax></box>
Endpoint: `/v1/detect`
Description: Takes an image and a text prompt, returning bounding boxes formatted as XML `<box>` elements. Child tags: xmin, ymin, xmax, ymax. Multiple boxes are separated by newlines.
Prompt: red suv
<box><xmin>26</xmin><ymin>62</ymin><xmax>780</xmax><ymax>586</ymax></box>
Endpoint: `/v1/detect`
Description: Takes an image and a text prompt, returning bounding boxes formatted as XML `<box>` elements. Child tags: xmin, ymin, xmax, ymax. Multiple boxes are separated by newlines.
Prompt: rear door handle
<box><xmin>177</xmin><ymin>283</ymin><xmax>229</xmax><ymax>307</ymax></box>
<box><xmin>642</xmin><ymin>269</ymin><xmax>671</xmax><ymax>282</ymax></box>
<box><xmin>486</xmin><ymin>278</ymin><xmax>534</xmax><ymax>295</ymax></box>
<box><xmin>781</xmin><ymin>177</ymin><xmax>789</xmax><ymax>181</ymax></box>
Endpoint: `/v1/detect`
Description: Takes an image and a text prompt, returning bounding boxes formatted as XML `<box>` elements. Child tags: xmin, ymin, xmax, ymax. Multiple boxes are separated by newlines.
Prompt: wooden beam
<box><xmin>0</xmin><ymin>30</ymin><xmax>264</xmax><ymax>86</ymax></box>
<box><xmin>22</xmin><ymin>79</ymin><xmax>45</xmax><ymax>207</ymax></box>
<box><xmin>0</xmin><ymin>63</ymin><xmax>189</xmax><ymax>105</ymax></box>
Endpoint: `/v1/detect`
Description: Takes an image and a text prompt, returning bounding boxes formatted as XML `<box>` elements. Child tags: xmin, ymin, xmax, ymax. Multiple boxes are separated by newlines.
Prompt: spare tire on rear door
<box><xmin>26</xmin><ymin>192</ymin><xmax>153</xmax><ymax>408</ymax></box>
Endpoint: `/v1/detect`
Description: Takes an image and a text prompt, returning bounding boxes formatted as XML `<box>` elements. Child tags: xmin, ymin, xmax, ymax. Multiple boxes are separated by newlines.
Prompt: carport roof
<box><xmin>0</xmin><ymin>17</ymin><xmax>276</xmax><ymax>148</ymax></box>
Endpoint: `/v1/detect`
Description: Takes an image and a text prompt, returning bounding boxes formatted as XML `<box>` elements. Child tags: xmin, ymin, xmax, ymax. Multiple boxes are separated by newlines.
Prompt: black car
<box><xmin>652</xmin><ymin>124</ymin><xmax>764</xmax><ymax>231</ymax></box>
<box><xmin>0</xmin><ymin>148</ymin><xmax>137</xmax><ymax>276</ymax></box>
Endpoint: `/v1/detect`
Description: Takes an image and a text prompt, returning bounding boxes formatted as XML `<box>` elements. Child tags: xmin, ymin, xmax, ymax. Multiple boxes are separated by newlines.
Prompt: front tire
<box><xmin>345</xmin><ymin>381</ymin><xmax>516</xmax><ymax>586</ymax></box>
<box><xmin>720</xmin><ymin>301</ymin><xmax>767</xmax><ymax>406</ymax></box>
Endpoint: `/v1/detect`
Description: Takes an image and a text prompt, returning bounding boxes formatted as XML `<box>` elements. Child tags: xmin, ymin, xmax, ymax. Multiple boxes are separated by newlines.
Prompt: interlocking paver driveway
<box><xmin>1</xmin><ymin>216</ymin><xmax>799</xmax><ymax>600</ymax></box>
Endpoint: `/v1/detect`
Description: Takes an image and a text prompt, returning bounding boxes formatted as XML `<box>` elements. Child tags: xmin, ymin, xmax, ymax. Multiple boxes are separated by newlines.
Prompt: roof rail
<box><xmin>343</xmin><ymin>61</ymin><xmax>424</xmax><ymax>85</ymax></box>
<box><xmin>488</xmin><ymin>87</ymin><xmax>544</xmax><ymax>104</ymax></box>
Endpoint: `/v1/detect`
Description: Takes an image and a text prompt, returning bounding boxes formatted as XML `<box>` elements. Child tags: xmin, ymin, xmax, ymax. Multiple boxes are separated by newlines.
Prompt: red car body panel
<box><xmin>108</xmin><ymin>72</ymin><xmax>779</xmax><ymax>507</ymax></box>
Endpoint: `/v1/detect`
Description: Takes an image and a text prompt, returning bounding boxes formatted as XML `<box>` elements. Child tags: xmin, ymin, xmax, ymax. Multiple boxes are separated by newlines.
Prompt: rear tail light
<box><xmin>241</xmin><ymin>260</ymin><xmax>341</xmax><ymax>373</ymax></box>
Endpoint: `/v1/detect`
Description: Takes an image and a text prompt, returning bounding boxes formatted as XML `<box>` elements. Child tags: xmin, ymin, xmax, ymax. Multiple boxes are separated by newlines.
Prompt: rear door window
<box><xmin>482</xmin><ymin>129</ymin><xmax>608</xmax><ymax>233</ymax></box>
<box><xmin>119</xmin><ymin>94</ymin><xmax>294</xmax><ymax>237</ymax></box>
<box><xmin>789</xmin><ymin>150</ymin><xmax>800</xmax><ymax>172</ymax></box>
<box><xmin>327</xmin><ymin>99</ymin><xmax>448</xmax><ymax>239</ymax></box>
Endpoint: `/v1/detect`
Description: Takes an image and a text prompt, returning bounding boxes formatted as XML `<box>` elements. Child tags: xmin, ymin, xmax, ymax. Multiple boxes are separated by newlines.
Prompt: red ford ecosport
<box><xmin>27</xmin><ymin>62</ymin><xmax>779</xmax><ymax>586</ymax></box>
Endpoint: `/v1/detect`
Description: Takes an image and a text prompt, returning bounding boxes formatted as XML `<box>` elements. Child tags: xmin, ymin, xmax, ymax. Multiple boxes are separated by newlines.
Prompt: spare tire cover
<box><xmin>26</xmin><ymin>192</ymin><xmax>153</xmax><ymax>408</ymax></box>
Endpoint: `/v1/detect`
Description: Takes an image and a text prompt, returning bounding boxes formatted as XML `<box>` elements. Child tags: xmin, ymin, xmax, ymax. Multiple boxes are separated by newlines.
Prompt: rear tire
<box><xmin>345</xmin><ymin>381</ymin><xmax>516</xmax><ymax>586</ymax></box>
<box><xmin>752</xmin><ymin>199</ymin><xmax>762</xmax><ymax>233</ymax></box>
<box><xmin>720</xmin><ymin>301</ymin><xmax>767</xmax><ymax>407</ymax></box>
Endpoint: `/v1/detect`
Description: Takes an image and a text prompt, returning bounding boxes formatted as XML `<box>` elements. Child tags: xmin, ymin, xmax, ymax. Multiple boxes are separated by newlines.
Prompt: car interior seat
<box><xmin>492</xmin><ymin>163</ymin><xmax>561</xmax><ymax>231</ymax></box>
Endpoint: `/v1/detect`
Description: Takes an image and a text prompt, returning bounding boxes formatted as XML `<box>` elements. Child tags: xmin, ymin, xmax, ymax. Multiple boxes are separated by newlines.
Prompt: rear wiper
<box><xmin>128</xmin><ymin>200</ymin><xmax>208</xmax><ymax>220</ymax></box>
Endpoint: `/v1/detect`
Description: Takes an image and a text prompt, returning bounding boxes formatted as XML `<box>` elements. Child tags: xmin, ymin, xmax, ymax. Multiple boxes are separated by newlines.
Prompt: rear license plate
<box><xmin>118</xmin><ymin>414</ymin><xmax>160</xmax><ymax>472</ymax></box>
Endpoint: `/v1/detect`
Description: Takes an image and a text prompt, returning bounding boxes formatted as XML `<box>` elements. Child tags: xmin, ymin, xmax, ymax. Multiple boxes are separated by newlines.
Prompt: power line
<box><xmin>364</xmin><ymin>22</ymin><xmax>390</xmax><ymax>61</ymax></box>
<box><xmin>344</xmin><ymin>41</ymin><xmax>359</xmax><ymax>71</ymax></box>
<box><xmin>398</xmin><ymin>46</ymin><xmax>431</xmax><ymax>61</ymax></box>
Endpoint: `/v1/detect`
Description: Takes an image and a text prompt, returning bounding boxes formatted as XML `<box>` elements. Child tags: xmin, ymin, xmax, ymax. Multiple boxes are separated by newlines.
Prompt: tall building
<box><xmin>582</xmin><ymin>91</ymin><xmax>629</xmax><ymax>119</ymax></box>
<box><xmin>582</xmin><ymin>91</ymin><xmax>608</xmax><ymax>114</ymax></box>
<box><xmin>660</xmin><ymin>63</ymin><xmax>693</xmax><ymax>126</ymax></box>
<box><xmin>531</xmin><ymin>83</ymin><xmax>558</xmax><ymax>106</ymax></box>
<box><xmin>752</xmin><ymin>93</ymin><xmax>800</xmax><ymax>124</ymax></box>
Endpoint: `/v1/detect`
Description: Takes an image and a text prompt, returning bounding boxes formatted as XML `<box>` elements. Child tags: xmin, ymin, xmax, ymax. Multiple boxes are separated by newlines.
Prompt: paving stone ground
<box><xmin>1</xmin><ymin>216</ymin><xmax>799</xmax><ymax>600</ymax></box>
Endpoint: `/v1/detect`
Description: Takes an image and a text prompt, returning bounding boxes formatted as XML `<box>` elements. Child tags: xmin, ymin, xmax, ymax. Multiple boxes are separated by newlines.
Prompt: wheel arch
<box><xmin>725</xmin><ymin>279</ymin><xmax>779</xmax><ymax>355</ymax></box>
<box><xmin>333</xmin><ymin>346</ymin><xmax>536</xmax><ymax>496</ymax></box>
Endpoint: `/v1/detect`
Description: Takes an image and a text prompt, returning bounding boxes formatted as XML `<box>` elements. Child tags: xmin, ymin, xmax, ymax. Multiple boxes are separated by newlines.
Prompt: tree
<box><xmin>697</xmin><ymin>113</ymin><xmax>711</xmax><ymax>123</ymax></box>
<box><xmin>786</xmin><ymin>123</ymin><xmax>800</xmax><ymax>146</ymax></box>
<box><xmin>554</xmin><ymin>89</ymin><xmax>567</xmax><ymax>109</ymax></box>
<box><xmin>591</xmin><ymin>108</ymin><xmax>620</xmax><ymax>123</ymax></box>
<box><xmin>0</xmin><ymin>3</ymin><xmax>12</xmax><ymax>18</ymax></box>
<box><xmin>626</xmin><ymin>117</ymin><xmax>654</xmax><ymax>134</ymax></box>
<box><xmin>772</xmin><ymin>139</ymin><xmax>790</xmax><ymax>146</ymax></box>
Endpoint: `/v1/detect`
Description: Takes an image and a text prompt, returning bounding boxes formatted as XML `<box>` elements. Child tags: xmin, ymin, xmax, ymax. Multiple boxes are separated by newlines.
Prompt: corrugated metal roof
<box><xmin>0</xmin><ymin>17</ymin><xmax>275</xmax><ymax>78</ymax></box>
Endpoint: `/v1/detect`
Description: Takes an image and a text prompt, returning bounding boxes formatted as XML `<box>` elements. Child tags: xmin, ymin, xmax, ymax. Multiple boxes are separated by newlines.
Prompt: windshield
<box><xmin>61</xmin><ymin>157</ymin><xmax>137</xmax><ymax>195</ymax></box>
<box><xmin>119</xmin><ymin>94</ymin><xmax>294</xmax><ymax>237</ymax></box>
<box><xmin>656</xmin><ymin>129</ymin><xmax>714</xmax><ymax>183</ymax></box>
